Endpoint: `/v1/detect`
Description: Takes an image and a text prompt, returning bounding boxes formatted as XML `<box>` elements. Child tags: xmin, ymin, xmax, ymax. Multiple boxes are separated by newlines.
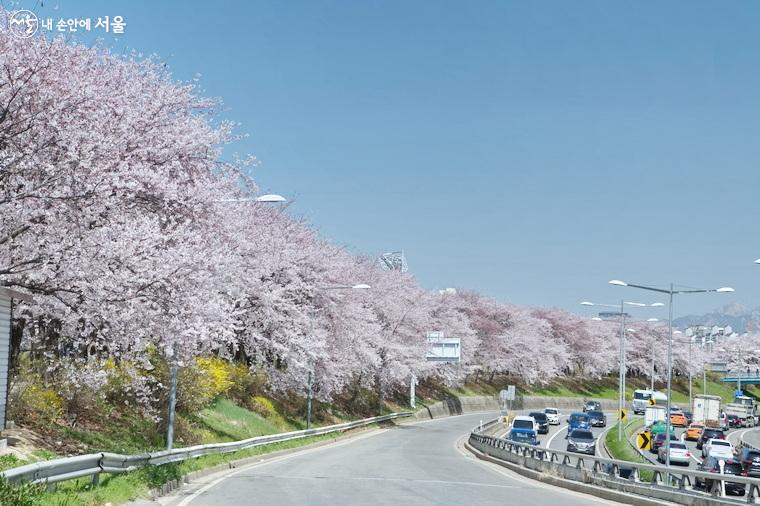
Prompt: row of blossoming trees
<box><xmin>0</xmin><ymin>24</ymin><xmax>714</xmax><ymax>414</ymax></box>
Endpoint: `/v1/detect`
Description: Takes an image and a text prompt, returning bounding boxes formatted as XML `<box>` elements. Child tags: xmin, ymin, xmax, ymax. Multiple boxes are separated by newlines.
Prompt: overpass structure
<box><xmin>724</xmin><ymin>370</ymin><xmax>760</xmax><ymax>390</ymax></box>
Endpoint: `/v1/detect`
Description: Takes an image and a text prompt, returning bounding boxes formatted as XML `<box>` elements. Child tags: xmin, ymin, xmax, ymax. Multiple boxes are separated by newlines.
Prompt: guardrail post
<box><xmin>91</xmin><ymin>473</ymin><xmax>100</xmax><ymax>487</ymax></box>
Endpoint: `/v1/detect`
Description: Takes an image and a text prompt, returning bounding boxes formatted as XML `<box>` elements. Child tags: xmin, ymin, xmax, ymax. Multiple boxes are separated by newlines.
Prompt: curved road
<box><xmin>166</xmin><ymin>413</ymin><xmax>620</xmax><ymax>506</ymax></box>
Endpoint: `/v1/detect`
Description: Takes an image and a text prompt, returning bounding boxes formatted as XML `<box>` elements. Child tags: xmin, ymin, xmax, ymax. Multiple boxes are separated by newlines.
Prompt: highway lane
<box><xmin>172</xmin><ymin>412</ymin><xmax>621</xmax><ymax>506</ymax></box>
<box><xmin>544</xmin><ymin>411</ymin><xmax>615</xmax><ymax>461</ymax></box>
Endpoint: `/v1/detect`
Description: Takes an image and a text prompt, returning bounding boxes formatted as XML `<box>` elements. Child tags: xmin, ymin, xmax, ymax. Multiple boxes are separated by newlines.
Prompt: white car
<box><xmin>544</xmin><ymin>407</ymin><xmax>560</xmax><ymax>425</ymax></box>
<box><xmin>511</xmin><ymin>415</ymin><xmax>538</xmax><ymax>432</ymax></box>
<box><xmin>702</xmin><ymin>438</ymin><xmax>735</xmax><ymax>459</ymax></box>
<box><xmin>657</xmin><ymin>441</ymin><xmax>691</xmax><ymax>465</ymax></box>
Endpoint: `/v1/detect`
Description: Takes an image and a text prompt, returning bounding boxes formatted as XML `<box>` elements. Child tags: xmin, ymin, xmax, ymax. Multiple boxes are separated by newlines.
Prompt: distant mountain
<box><xmin>673</xmin><ymin>303</ymin><xmax>760</xmax><ymax>333</ymax></box>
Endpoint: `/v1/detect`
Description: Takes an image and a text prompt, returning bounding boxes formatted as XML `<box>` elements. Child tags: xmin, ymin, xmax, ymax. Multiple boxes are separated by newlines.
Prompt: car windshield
<box><xmin>530</xmin><ymin>413</ymin><xmax>547</xmax><ymax>422</ymax></box>
<box><xmin>571</xmin><ymin>430</ymin><xmax>593</xmax><ymax>440</ymax></box>
<box><xmin>545</xmin><ymin>409</ymin><xmax>558</xmax><ymax>415</ymax></box>
<box><xmin>634</xmin><ymin>391</ymin><xmax>651</xmax><ymax>400</ymax></box>
<box><xmin>513</xmin><ymin>419</ymin><xmax>533</xmax><ymax>429</ymax></box>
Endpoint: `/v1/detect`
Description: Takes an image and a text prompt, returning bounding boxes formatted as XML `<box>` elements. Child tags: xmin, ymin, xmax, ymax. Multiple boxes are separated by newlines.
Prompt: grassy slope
<box><xmin>19</xmin><ymin>399</ymin><xmax>331</xmax><ymax>505</ymax></box>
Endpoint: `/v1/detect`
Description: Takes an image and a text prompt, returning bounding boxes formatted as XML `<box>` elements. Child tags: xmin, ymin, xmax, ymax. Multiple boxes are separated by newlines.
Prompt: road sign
<box><xmin>648</xmin><ymin>398</ymin><xmax>656</xmax><ymax>406</ymax></box>
<box><xmin>506</xmin><ymin>385</ymin><xmax>516</xmax><ymax>401</ymax></box>
<box><xmin>499</xmin><ymin>389</ymin><xmax>508</xmax><ymax>403</ymax></box>
<box><xmin>619</xmin><ymin>408</ymin><xmax>628</xmax><ymax>422</ymax></box>
<box><xmin>637</xmin><ymin>431</ymin><xmax>651</xmax><ymax>450</ymax></box>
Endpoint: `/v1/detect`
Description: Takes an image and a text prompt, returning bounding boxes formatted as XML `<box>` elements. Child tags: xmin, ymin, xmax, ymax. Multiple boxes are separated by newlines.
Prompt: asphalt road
<box><xmin>170</xmin><ymin>413</ymin><xmax>620</xmax><ymax>506</ymax></box>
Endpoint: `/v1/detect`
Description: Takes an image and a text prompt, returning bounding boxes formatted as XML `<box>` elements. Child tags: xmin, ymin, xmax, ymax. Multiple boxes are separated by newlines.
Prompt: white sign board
<box><xmin>506</xmin><ymin>385</ymin><xmax>516</xmax><ymax>401</ymax></box>
<box><xmin>425</xmin><ymin>333</ymin><xmax>461</xmax><ymax>362</ymax></box>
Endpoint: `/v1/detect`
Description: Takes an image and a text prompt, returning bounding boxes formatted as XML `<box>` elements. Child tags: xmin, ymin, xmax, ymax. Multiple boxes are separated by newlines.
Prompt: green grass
<box><xmin>193</xmin><ymin>398</ymin><xmax>294</xmax><ymax>442</ymax></box>
<box><xmin>38</xmin><ymin>431</ymin><xmax>345</xmax><ymax>506</ymax></box>
<box><xmin>604</xmin><ymin>419</ymin><xmax>653</xmax><ymax>481</ymax></box>
<box><xmin>19</xmin><ymin>398</ymin><xmax>374</xmax><ymax>505</ymax></box>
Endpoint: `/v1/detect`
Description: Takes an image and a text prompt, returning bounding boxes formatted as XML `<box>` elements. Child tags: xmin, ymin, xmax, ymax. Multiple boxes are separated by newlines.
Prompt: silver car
<box><xmin>657</xmin><ymin>441</ymin><xmax>691</xmax><ymax>465</ymax></box>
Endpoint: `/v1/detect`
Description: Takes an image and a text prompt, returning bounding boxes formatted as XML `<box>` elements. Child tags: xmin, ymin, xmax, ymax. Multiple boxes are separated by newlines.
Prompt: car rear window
<box><xmin>712</xmin><ymin>440</ymin><xmax>731</xmax><ymax>447</ymax></box>
<box><xmin>530</xmin><ymin>413</ymin><xmax>547</xmax><ymax>422</ymax></box>
<box><xmin>670</xmin><ymin>443</ymin><xmax>687</xmax><ymax>449</ymax></box>
<box><xmin>746</xmin><ymin>451</ymin><xmax>760</xmax><ymax>461</ymax></box>
<box><xmin>724</xmin><ymin>463</ymin><xmax>743</xmax><ymax>474</ymax></box>
<box><xmin>571</xmin><ymin>430</ymin><xmax>593</xmax><ymax>440</ymax></box>
<box><xmin>545</xmin><ymin>409</ymin><xmax>558</xmax><ymax>414</ymax></box>
<box><xmin>703</xmin><ymin>429</ymin><xmax>722</xmax><ymax>438</ymax></box>
<box><xmin>513</xmin><ymin>419</ymin><xmax>533</xmax><ymax>429</ymax></box>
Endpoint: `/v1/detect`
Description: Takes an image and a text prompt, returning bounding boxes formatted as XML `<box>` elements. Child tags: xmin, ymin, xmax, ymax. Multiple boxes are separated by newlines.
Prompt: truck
<box><xmin>645</xmin><ymin>405</ymin><xmax>667</xmax><ymax>428</ymax></box>
<box><xmin>632</xmin><ymin>389</ymin><xmax>668</xmax><ymax>415</ymax></box>
<box><xmin>725</xmin><ymin>394</ymin><xmax>757</xmax><ymax>427</ymax></box>
<box><xmin>692</xmin><ymin>394</ymin><xmax>721</xmax><ymax>425</ymax></box>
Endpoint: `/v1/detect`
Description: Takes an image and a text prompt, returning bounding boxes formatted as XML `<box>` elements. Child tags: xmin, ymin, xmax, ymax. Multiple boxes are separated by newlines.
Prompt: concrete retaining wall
<box><xmin>414</xmin><ymin>396</ymin><xmax>500</xmax><ymax>419</ymax></box>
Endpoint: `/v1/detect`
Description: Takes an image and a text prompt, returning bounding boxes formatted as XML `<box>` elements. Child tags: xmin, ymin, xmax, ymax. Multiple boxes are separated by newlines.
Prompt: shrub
<box><xmin>12</xmin><ymin>383</ymin><xmax>65</xmax><ymax>425</ymax></box>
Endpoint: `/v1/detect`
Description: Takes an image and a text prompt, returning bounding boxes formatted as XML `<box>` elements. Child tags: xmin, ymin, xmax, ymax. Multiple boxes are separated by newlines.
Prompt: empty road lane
<box><xmin>171</xmin><ymin>413</ymin><xmax>619</xmax><ymax>506</ymax></box>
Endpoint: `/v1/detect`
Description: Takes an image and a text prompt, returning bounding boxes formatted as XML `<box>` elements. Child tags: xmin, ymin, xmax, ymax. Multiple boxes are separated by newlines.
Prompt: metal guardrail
<box><xmin>1</xmin><ymin>412</ymin><xmax>411</xmax><ymax>486</ymax></box>
<box><xmin>469</xmin><ymin>418</ymin><xmax>760</xmax><ymax>504</ymax></box>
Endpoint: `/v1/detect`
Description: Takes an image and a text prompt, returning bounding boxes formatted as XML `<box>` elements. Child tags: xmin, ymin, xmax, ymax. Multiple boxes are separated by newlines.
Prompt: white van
<box><xmin>511</xmin><ymin>415</ymin><xmax>538</xmax><ymax>431</ymax></box>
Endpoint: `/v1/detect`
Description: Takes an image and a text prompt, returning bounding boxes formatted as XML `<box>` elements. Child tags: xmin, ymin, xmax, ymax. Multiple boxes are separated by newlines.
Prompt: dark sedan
<box><xmin>587</xmin><ymin>410</ymin><xmax>606</xmax><ymax>427</ymax></box>
<box><xmin>739</xmin><ymin>448</ymin><xmax>760</xmax><ymax>478</ymax></box>
<box><xmin>528</xmin><ymin>411</ymin><xmax>550</xmax><ymax>434</ymax></box>
<box><xmin>697</xmin><ymin>427</ymin><xmax>725</xmax><ymax>450</ymax></box>
<box><xmin>651</xmin><ymin>432</ymin><xmax>677</xmax><ymax>453</ymax></box>
<box><xmin>696</xmin><ymin>457</ymin><xmax>746</xmax><ymax>496</ymax></box>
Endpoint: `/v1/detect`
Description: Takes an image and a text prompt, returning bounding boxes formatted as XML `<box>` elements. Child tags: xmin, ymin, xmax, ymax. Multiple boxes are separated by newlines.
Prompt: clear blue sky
<box><xmin>22</xmin><ymin>0</ymin><xmax>760</xmax><ymax>317</ymax></box>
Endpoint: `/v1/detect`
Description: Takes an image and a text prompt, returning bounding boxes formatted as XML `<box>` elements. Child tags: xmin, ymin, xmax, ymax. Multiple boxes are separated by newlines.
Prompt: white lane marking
<box><xmin>455</xmin><ymin>434</ymin><xmax>618</xmax><ymax>505</ymax></box>
<box><xmin>175</xmin><ymin>428</ymin><xmax>388</xmax><ymax>506</ymax></box>
<box><xmin>546</xmin><ymin>417</ymin><xmax>569</xmax><ymax>449</ymax></box>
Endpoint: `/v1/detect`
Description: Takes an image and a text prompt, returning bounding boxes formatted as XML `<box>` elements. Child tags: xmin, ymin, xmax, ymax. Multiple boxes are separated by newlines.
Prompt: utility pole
<box><xmin>306</xmin><ymin>369</ymin><xmax>313</xmax><ymax>429</ymax></box>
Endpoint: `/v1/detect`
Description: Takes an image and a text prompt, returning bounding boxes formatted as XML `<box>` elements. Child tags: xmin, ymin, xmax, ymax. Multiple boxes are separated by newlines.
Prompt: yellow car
<box><xmin>685</xmin><ymin>423</ymin><xmax>704</xmax><ymax>440</ymax></box>
<box><xmin>671</xmin><ymin>413</ymin><xmax>687</xmax><ymax>427</ymax></box>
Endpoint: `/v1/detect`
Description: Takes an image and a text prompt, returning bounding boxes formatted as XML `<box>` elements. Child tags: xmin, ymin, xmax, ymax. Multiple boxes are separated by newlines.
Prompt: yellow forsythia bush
<box><xmin>195</xmin><ymin>356</ymin><xmax>235</xmax><ymax>399</ymax></box>
<box><xmin>15</xmin><ymin>384</ymin><xmax>65</xmax><ymax>424</ymax></box>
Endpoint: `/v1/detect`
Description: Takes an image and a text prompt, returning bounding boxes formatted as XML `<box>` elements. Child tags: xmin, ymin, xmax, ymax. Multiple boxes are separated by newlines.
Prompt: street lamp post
<box><xmin>165</xmin><ymin>193</ymin><xmax>288</xmax><ymax>450</ymax></box>
<box><xmin>306</xmin><ymin>283</ymin><xmax>371</xmax><ymax>429</ymax></box>
<box><xmin>645</xmin><ymin>318</ymin><xmax>660</xmax><ymax>391</ymax></box>
<box><xmin>581</xmin><ymin>301</ymin><xmax>662</xmax><ymax>441</ymax></box>
<box><xmin>609</xmin><ymin>279</ymin><xmax>734</xmax><ymax>467</ymax></box>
